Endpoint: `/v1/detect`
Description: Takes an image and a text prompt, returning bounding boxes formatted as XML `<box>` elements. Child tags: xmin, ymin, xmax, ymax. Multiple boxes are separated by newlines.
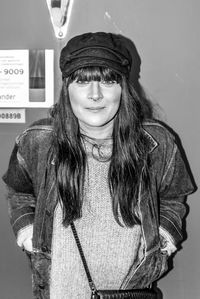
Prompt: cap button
<box><xmin>121</xmin><ymin>59</ymin><xmax>129</xmax><ymax>66</ymax></box>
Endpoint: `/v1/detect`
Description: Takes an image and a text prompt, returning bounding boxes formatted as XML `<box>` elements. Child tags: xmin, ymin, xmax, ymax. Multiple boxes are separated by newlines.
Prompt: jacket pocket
<box><xmin>125</xmin><ymin>248</ymin><xmax>168</xmax><ymax>289</ymax></box>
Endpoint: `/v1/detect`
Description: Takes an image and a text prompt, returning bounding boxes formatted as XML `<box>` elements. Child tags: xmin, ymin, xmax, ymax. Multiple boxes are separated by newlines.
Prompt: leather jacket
<box><xmin>2</xmin><ymin>118</ymin><xmax>195</xmax><ymax>298</ymax></box>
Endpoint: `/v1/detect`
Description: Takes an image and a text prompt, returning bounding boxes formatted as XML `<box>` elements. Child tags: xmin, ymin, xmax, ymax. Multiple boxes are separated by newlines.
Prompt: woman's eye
<box><xmin>76</xmin><ymin>80</ymin><xmax>89</xmax><ymax>85</ymax></box>
<box><xmin>101</xmin><ymin>80</ymin><xmax>117</xmax><ymax>86</ymax></box>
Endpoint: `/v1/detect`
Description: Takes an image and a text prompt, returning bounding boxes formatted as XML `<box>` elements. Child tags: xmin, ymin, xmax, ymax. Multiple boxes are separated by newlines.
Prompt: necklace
<box><xmin>81</xmin><ymin>134</ymin><xmax>113</xmax><ymax>162</ymax></box>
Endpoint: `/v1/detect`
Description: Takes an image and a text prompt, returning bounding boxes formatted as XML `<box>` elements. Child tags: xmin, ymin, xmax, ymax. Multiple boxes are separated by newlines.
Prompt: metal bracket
<box><xmin>46</xmin><ymin>0</ymin><xmax>74</xmax><ymax>39</ymax></box>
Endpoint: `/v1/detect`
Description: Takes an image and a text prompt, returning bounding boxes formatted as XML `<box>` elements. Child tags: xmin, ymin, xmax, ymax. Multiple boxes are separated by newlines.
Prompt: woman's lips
<box><xmin>86</xmin><ymin>107</ymin><xmax>105</xmax><ymax>112</ymax></box>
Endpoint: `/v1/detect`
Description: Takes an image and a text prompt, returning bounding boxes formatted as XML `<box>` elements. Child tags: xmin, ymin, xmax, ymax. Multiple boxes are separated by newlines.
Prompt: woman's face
<box><xmin>68</xmin><ymin>79</ymin><xmax>122</xmax><ymax>134</ymax></box>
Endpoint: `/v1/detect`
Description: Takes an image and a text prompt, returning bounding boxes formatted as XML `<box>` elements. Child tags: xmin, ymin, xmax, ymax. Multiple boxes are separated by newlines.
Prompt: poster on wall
<box><xmin>0</xmin><ymin>49</ymin><xmax>54</xmax><ymax>108</ymax></box>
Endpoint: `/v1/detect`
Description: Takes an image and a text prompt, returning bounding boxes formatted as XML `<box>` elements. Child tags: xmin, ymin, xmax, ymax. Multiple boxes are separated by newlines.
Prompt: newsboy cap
<box><xmin>60</xmin><ymin>32</ymin><xmax>133</xmax><ymax>78</ymax></box>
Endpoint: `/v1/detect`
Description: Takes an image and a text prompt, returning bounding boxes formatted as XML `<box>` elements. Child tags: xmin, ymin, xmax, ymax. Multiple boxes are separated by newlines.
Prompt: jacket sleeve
<box><xmin>2</xmin><ymin>140</ymin><xmax>36</xmax><ymax>238</ymax></box>
<box><xmin>158</xmin><ymin>140</ymin><xmax>196</xmax><ymax>246</ymax></box>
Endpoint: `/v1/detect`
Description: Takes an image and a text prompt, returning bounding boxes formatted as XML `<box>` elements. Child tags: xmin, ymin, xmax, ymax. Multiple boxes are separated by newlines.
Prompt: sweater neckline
<box><xmin>81</xmin><ymin>134</ymin><xmax>113</xmax><ymax>146</ymax></box>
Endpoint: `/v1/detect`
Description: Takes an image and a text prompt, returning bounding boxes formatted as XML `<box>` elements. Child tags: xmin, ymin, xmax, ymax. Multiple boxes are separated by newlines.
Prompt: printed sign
<box><xmin>0</xmin><ymin>49</ymin><xmax>54</xmax><ymax>108</ymax></box>
<box><xmin>0</xmin><ymin>108</ymin><xmax>25</xmax><ymax>123</ymax></box>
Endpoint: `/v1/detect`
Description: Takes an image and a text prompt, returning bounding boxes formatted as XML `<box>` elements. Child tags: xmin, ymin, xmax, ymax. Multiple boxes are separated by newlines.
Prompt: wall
<box><xmin>0</xmin><ymin>1</ymin><xmax>199</xmax><ymax>298</ymax></box>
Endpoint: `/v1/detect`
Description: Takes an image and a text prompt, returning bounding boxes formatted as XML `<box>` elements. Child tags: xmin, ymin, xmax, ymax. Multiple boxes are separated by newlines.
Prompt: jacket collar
<box><xmin>50</xmin><ymin>127</ymin><xmax>159</xmax><ymax>164</ymax></box>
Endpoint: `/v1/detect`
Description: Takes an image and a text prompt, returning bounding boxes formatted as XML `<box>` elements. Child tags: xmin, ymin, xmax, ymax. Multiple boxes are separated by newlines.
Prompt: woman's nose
<box><xmin>88</xmin><ymin>81</ymin><xmax>103</xmax><ymax>101</ymax></box>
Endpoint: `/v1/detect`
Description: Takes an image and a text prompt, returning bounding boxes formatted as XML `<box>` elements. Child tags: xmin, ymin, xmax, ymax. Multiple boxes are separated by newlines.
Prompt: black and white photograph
<box><xmin>0</xmin><ymin>1</ymin><xmax>199</xmax><ymax>299</ymax></box>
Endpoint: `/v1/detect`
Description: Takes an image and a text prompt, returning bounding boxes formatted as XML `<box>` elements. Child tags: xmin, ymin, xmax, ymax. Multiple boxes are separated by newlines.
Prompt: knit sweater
<box><xmin>50</xmin><ymin>140</ymin><xmax>143</xmax><ymax>299</ymax></box>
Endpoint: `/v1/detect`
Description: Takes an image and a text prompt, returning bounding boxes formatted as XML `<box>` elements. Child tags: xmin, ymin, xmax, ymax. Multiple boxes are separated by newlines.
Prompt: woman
<box><xmin>3</xmin><ymin>32</ymin><xmax>195</xmax><ymax>299</ymax></box>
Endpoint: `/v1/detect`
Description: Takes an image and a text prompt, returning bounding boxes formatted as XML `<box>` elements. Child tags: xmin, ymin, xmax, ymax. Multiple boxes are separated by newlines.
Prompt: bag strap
<box><xmin>70</xmin><ymin>222</ymin><xmax>97</xmax><ymax>294</ymax></box>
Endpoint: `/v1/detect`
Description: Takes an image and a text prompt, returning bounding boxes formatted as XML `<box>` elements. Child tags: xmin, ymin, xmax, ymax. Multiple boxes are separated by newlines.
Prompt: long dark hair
<box><xmin>51</xmin><ymin>66</ymin><xmax>151</xmax><ymax>227</ymax></box>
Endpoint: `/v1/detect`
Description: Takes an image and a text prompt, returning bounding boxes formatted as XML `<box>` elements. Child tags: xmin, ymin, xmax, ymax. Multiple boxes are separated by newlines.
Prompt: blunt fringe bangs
<box><xmin>68</xmin><ymin>66</ymin><xmax>122</xmax><ymax>84</ymax></box>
